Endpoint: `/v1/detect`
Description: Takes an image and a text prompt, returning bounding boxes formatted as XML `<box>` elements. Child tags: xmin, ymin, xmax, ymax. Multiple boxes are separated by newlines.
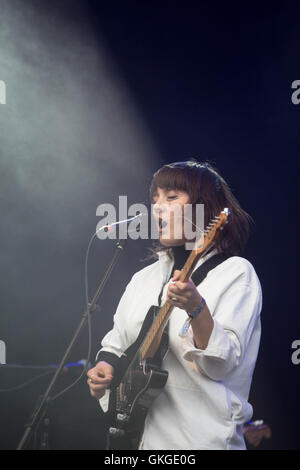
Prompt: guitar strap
<box><xmin>191</xmin><ymin>252</ymin><xmax>229</xmax><ymax>286</ymax></box>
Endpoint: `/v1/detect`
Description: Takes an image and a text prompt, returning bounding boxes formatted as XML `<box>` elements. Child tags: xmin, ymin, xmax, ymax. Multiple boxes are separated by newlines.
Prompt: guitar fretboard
<box><xmin>140</xmin><ymin>249</ymin><xmax>200</xmax><ymax>360</ymax></box>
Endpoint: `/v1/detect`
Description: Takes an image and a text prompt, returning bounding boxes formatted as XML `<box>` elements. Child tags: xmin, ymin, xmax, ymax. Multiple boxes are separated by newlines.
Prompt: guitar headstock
<box><xmin>193</xmin><ymin>207</ymin><xmax>230</xmax><ymax>254</ymax></box>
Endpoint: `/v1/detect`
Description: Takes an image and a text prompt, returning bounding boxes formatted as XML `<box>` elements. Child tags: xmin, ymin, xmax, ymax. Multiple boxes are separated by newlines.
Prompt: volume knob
<box><xmin>117</xmin><ymin>413</ymin><xmax>129</xmax><ymax>423</ymax></box>
<box><xmin>109</xmin><ymin>427</ymin><xmax>125</xmax><ymax>437</ymax></box>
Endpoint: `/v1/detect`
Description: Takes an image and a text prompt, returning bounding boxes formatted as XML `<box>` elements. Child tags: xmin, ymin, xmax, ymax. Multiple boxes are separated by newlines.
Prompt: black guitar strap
<box><xmin>191</xmin><ymin>252</ymin><xmax>229</xmax><ymax>286</ymax></box>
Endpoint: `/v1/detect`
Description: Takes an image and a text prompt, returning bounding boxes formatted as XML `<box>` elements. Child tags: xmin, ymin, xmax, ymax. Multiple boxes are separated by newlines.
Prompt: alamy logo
<box><xmin>291</xmin><ymin>80</ymin><xmax>300</xmax><ymax>105</ymax></box>
<box><xmin>0</xmin><ymin>340</ymin><xmax>6</xmax><ymax>364</ymax></box>
<box><xmin>0</xmin><ymin>80</ymin><xmax>6</xmax><ymax>104</ymax></box>
<box><xmin>291</xmin><ymin>340</ymin><xmax>300</xmax><ymax>365</ymax></box>
<box><xmin>95</xmin><ymin>196</ymin><xmax>205</xmax><ymax>250</ymax></box>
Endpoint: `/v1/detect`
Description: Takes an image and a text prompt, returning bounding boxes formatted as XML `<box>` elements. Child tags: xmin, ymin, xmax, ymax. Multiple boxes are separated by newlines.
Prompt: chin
<box><xmin>159</xmin><ymin>236</ymin><xmax>185</xmax><ymax>247</ymax></box>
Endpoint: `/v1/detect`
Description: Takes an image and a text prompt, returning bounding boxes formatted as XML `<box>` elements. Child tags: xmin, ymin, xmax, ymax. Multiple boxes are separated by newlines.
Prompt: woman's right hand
<box><xmin>87</xmin><ymin>361</ymin><xmax>114</xmax><ymax>400</ymax></box>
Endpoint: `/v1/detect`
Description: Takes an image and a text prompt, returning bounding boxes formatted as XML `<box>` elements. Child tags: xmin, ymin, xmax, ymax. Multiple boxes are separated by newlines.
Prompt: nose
<box><xmin>153</xmin><ymin>200</ymin><xmax>167</xmax><ymax>217</ymax></box>
<box><xmin>153</xmin><ymin>202</ymin><xmax>161</xmax><ymax>214</ymax></box>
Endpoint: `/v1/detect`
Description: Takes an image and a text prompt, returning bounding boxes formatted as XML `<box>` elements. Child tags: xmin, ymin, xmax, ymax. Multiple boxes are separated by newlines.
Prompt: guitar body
<box><xmin>107</xmin><ymin>354</ymin><xmax>168</xmax><ymax>450</ymax></box>
<box><xmin>106</xmin><ymin>306</ymin><xmax>169</xmax><ymax>450</ymax></box>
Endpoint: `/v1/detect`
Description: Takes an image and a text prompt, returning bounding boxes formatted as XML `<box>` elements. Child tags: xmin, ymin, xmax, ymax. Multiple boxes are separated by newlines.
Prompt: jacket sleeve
<box><xmin>180</xmin><ymin>278</ymin><xmax>262</xmax><ymax>382</ymax></box>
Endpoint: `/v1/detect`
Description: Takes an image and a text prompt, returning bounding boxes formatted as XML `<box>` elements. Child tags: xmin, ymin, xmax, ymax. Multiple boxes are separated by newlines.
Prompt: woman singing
<box><xmin>87</xmin><ymin>160</ymin><xmax>262</xmax><ymax>450</ymax></box>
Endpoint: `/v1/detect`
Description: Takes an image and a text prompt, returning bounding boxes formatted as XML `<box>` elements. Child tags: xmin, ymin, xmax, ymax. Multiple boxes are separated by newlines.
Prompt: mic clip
<box><xmin>86</xmin><ymin>302</ymin><xmax>101</xmax><ymax>314</ymax></box>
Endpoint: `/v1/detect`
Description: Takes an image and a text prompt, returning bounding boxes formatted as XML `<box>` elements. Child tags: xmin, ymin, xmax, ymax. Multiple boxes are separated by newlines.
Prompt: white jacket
<box><xmin>96</xmin><ymin>248</ymin><xmax>262</xmax><ymax>450</ymax></box>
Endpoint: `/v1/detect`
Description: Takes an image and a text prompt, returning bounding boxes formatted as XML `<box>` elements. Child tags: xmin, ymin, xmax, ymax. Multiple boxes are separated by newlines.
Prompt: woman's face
<box><xmin>152</xmin><ymin>187</ymin><xmax>191</xmax><ymax>246</ymax></box>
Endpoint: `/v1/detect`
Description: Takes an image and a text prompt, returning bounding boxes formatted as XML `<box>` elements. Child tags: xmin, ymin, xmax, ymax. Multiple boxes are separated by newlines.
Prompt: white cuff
<box><xmin>180</xmin><ymin>318</ymin><xmax>242</xmax><ymax>380</ymax></box>
<box><xmin>180</xmin><ymin>318</ymin><xmax>228</xmax><ymax>361</ymax></box>
<box><xmin>99</xmin><ymin>389</ymin><xmax>111</xmax><ymax>413</ymax></box>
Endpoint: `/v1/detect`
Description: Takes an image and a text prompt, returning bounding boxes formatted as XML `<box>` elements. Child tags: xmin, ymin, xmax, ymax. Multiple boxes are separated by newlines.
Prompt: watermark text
<box><xmin>291</xmin><ymin>80</ymin><xmax>300</xmax><ymax>105</ymax></box>
<box><xmin>0</xmin><ymin>80</ymin><xmax>6</xmax><ymax>104</ymax></box>
<box><xmin>95</xmin><ymin>197</ymin><xmax>206</xmax><ymax>250</ymax></box>
<box><xmin>0</xmin><ymin>340</ymin><xmax>6</xmax><ymax>364</ymax></box>
<box><xmin>291</xmin><ymin>339</ymin><xmax>300</xmax><ymax>364</ymax></box>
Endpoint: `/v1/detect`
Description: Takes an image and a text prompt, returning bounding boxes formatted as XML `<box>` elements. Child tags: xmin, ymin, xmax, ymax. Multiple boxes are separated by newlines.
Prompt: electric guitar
<box><xmin>106</xmin><ymin>208</ymin><xmax>230</xmax><ymax>450</ymax></box>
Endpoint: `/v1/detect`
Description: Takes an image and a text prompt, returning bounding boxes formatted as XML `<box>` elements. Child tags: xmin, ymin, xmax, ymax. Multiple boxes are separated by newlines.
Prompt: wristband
<box><xmin>187</xmin><ymin>296</ymin><xmax>206</xmax><ymax>319</ymax></box>
<box><xmin>179</xmin><ymin>297</ymin><xmax>206</xmax><ymax>338</ymax></box>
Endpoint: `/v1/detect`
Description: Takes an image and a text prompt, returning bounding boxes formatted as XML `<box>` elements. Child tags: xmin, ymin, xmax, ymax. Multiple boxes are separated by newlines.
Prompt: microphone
<box><xmin>96</xmin><ymin>213</ymin><xmax>143</xmax><ymax>236</ymax></box>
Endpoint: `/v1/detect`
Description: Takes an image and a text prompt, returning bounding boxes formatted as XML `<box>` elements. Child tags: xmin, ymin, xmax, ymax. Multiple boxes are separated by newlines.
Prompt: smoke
<box><xmin>0</xmin><ymin>0</ymin><xmax>157</xmax><ymax>237</ymax></box>
<box><xmin>0</xmin><ymin>0</ymin><xmax>158</xmax><ymax>362</ymax></box>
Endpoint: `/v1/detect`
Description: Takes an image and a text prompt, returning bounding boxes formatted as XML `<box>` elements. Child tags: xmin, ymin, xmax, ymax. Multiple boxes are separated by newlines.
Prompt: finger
<box><xmin>168</xmin><ymin>284</ymin><xmax>178</xmax><ymax>295</ymax></box>
<box><xmin>95</xmin><ymin>370</ymin><xmax>114</xmax><ymax>380</ymax></box>
<box><xmin>95</xmin><ymin>362</ymin><xmax>114</xmax><ymax>377</ymax></box>
<box><xmin>87</xmin><ymin>383</ymin><xmax>110</xmax><ymax>400</ymax></box>
<box><xmin>87</xmin><ymin>379</ymin><xmax>111</xmax><ymax>389</ymax></box>
<box><xmin>168</xmin><ymin>289</ymin><xmax>185</xmax><ymax>300</ymax></box>
<box><xmin>170</xmin><ymin>282</ymin><xmax>189</xmax><ymax>294</ymax></box>
<box><xmin>90</xmin><ymin>389</ymin><xmax>107</xmax><ymax>400</ymax></box>
<box><xmin>169</xmin><ymin>284</ymin><xmax>192</xmax><ymax>301</ymax></box>
<box><xmin>87</xmin><ymin>374</ymin><xmax>113</xmax><ymax>385</ymax></box>
<box><xmin>88</xmin><ymin>365</ymin><xmax>113</xmax><ymax>380</ymax></box>
<box><xmin>171</xmin><ymin>269</ymin><xmax>182</xmax><ymax>281</ymax></box>
<box><xmin>168</xmin><ymin>293</ymin><xmax>186</xmax><ymax>307</ymax></box>
<box><xmin>88</xmin><ymin>384</ymin><xmax>107</xmax><ymax>399</ymax></box>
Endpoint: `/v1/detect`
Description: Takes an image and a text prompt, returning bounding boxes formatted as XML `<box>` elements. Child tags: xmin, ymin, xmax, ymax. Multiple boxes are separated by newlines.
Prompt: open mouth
<box><xmin>158</xmin><ymin>218</ymin><xmax>168</xmax><ymax>231</ymax></box>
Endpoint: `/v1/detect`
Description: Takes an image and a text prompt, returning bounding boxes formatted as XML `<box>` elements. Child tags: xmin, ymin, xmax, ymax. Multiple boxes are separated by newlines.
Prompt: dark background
<box><xmin>0</xmin><ymin>0</ymin><xmax>299</xmax><ymax>450</ymax></box>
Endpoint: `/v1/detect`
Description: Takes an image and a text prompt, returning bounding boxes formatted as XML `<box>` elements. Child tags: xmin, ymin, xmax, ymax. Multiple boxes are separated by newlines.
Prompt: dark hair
<box><xmin>149</xmin><ymin>160</ymin><xmax>253</xmax><ymax>257</ymax></box>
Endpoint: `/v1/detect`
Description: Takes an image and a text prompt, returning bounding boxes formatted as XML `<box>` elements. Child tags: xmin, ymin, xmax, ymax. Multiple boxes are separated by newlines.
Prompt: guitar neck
<box><xmin>139</xmin><ymin>248</ymin><xmax>204</xmax><ymax>361</ymax></box>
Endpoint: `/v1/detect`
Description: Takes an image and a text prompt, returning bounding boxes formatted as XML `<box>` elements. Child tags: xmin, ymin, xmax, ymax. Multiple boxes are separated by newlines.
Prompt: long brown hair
<box><xmin>149</xmin><ymin>160</ymin><xmax>253</xmax><ymax>257</ymax></box>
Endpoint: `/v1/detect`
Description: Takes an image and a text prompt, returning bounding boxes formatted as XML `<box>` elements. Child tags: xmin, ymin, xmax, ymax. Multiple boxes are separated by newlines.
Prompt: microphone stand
<box><xmin>16</xmin><ymin>238</ymin><xmax>127</xmax><ymax>450</ymax></box>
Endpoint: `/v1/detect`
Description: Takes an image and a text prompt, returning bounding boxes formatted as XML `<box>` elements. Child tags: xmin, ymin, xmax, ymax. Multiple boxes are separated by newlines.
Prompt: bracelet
<box><xmin>187</xmin><ymin>297</ymin><xmax>206</xmax><ymax>319</ymax></box>
<box><xmin>179</xmin><ymin>297</ymin><xmax>206</xmax><ymax>338</ymax></box>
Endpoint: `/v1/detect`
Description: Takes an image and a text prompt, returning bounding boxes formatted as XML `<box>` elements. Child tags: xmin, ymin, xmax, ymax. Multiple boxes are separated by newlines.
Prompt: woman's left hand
<box><xmin>167</xmin><ymin>269</ymin><xmax>203</xmax><ymax>314</ymax></box>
